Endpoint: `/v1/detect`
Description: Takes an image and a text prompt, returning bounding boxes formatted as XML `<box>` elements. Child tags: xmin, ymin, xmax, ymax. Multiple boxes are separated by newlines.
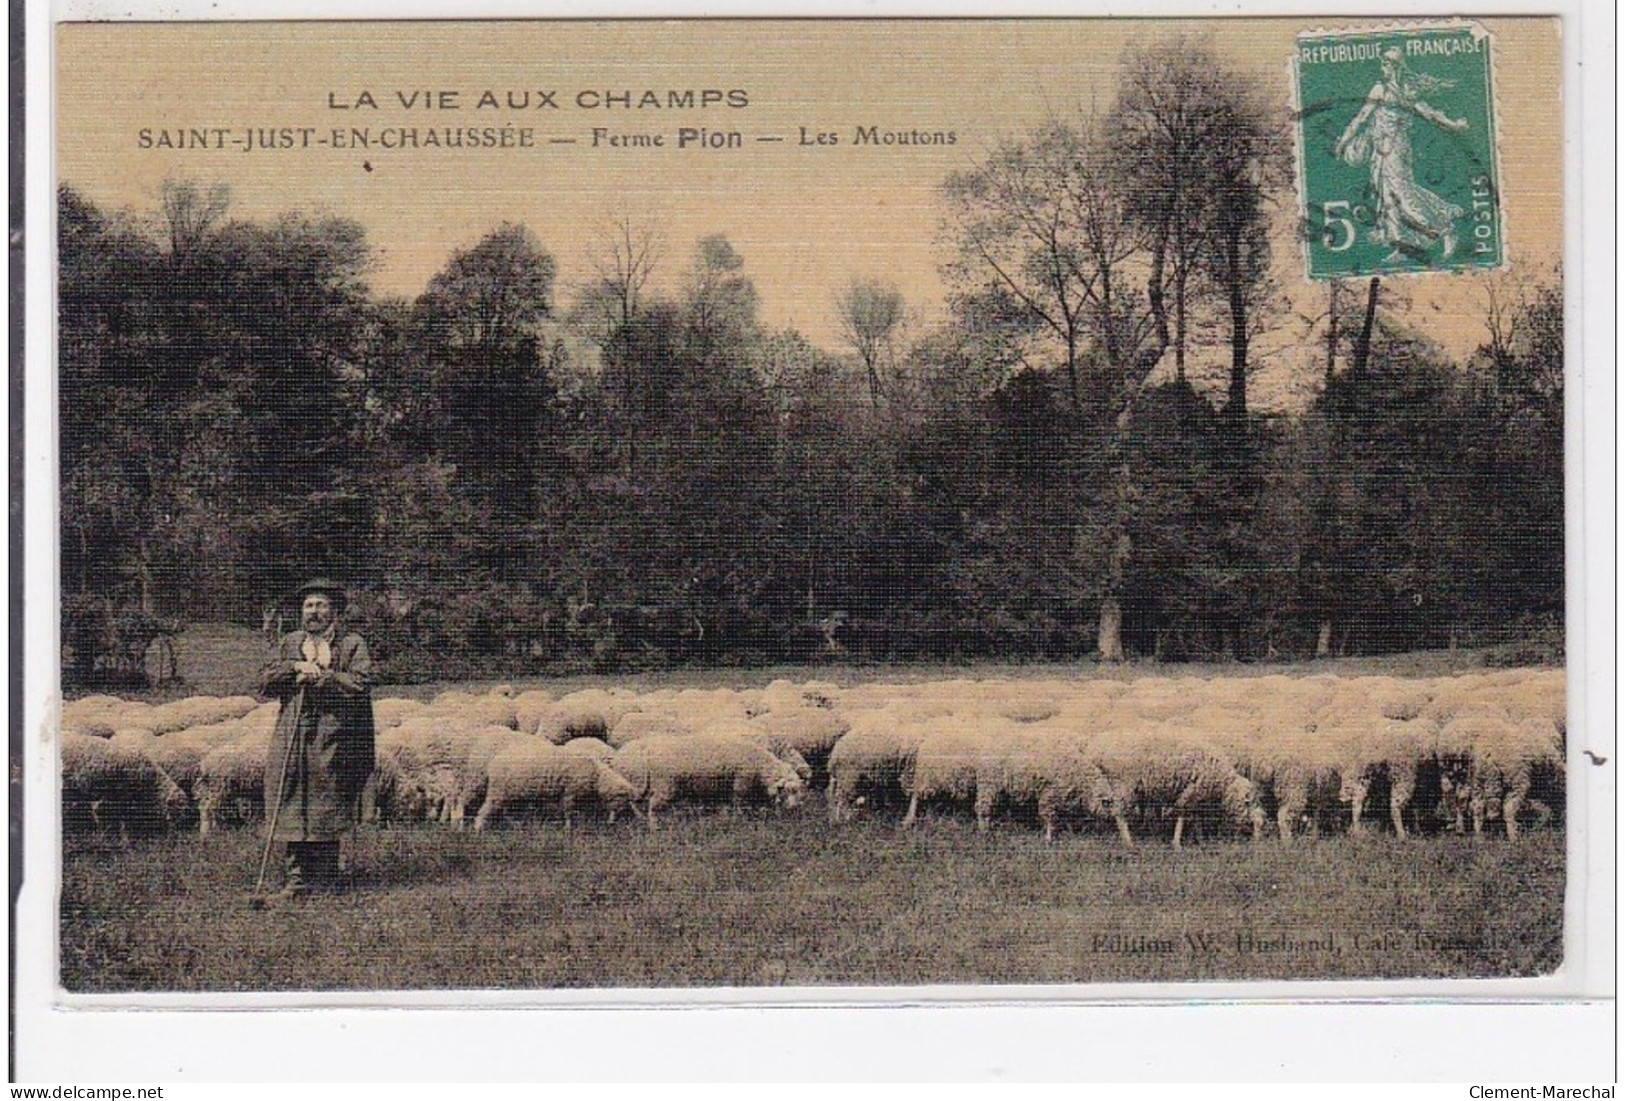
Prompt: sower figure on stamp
<box><xmin>1334</xmin><ymin>46</ymin><xmax>1469</xmax><ymax>263</ymax></box>
<box><xmin>259</xmin><ymin>578</ymin><xmax>377</xmax><ymax>899</ymax></box>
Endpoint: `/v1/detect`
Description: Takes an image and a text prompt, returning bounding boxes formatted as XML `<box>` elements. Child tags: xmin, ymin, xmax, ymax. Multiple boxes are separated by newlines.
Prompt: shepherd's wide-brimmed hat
<box><xmin>295</xmin><ymin>577</ymin><xmax>347</xmax><ymax>613</ymax></box>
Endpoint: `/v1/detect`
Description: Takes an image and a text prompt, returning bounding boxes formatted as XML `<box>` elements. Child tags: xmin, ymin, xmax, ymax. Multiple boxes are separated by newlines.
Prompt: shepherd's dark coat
<box><xmin>260</xmin><ymin>631</ymin><xmax>377</xmax><ymax>841</ymax></box>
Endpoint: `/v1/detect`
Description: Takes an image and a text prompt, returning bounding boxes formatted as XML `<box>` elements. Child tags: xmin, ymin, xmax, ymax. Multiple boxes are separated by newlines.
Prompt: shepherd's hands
<box><xmin>293</xmin><ymin>660</ymin><xmax>328</xmax><ymax>684</ymax></box>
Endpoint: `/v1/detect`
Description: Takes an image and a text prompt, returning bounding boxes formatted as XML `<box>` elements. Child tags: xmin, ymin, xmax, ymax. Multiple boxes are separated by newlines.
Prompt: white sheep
<box><xmin>826</xmin><ymin>711</ymin><xmax>926</xmax><ymax>824</ymax></box>
<box><xmin>376</xmin><ymin>718</ymin><xmax>521</xmax><ymax>827</ymax></box>
<box><xmin>611</xmin><ymin>733</ymin><xmax>806</xmax><ymax>829</ymax></box>
<box><xmin>192</xmin><ymin>728</ymin><xmax>273</xmax><ymax>836</ymax></box>
<box><xmin>1085</xmin><ymin>726</ymin><xmax>1264</xmax><ymax>848</ymax></box>
<box><xmin>751</xmin><ymin>706</ymin><xmax>850</xmax><ymax>773</ymax></box>
<box><xmin>473</xmin><ymin>740</ymin><xmax>638</xmax><ymax>830</ymax></box>
<box><xmin>536</xmin><ymin>688</ymin><xmax>642</xmax><ymax>745</ymax></box>
<box><xmin>426</xmin><ymin>690</ymin><xmax>519</xmax><ymax>731</ymax></box>
<box><xmin>147</xmin><ymin>694</ymin><xmax>261</xmax><ymax>735</ymax></box>
<box><xmin>511</xmin><ymin>689</ymin><xmax>556</xmax><ymax>735</ymax></box>
<box><xmin>1440</xmin><ymin>709</ymin><xmax>1564</xmax><ymax>838</ymax></box>
<box><xmin>62</xmin><ymin>732</ymin><xmax>189</xmax><ymax>835</ymax></box>
<box><xmin>141</xmin><ymin>721</ymin><xmax>247</xmax><ymax>801</ymax></box>
<box><xmin>1316</xmin><ymin>717</ymin><xmax>1431</xmax><ymax>838</ymax></box>
<box><xmin>1185</xmin><ymin>703</ymin><xmax>1337</xmax><ymax>841</ymax></box>
<box><xmin>903</xmin><ymin>719</ymin><xmax>1014</xmax><ymax>828</ymax></box>
<box><xmin>694</xmin><ymin>717</ymin><xmax>815</xmax><ymax>784</ymax></box>
<box><xmin>756</xmin><ymin>677</ymin><xmax>844</xmax><ymax>713</ymax></box>
<box><xmin>970</xmin><ymin>719</ymin><xmax>1159</xmax><ymax>843</ymax></box>
<box><xmin>61</xmin><ymin>696</ymin><xmax>161</xmax><ymax>740</ymax></box>
<box><xmin>373</xmin><ymin>697</ymin><xmax>428</xmax><ymax>730</ymax></box>
<box><xmin>606</xmin><ymin>708</ymin><xmax>697</xmax><ymax>748</ymax></box>
<box><xmin>557</xmin><ymin>737</ymin><xmax>616</xmax><ymax>764</ymax></box>
<box><xmin>958</xmin><ymin>716</ymin><xmax>1067</xmax><ymax>837</ymax></box>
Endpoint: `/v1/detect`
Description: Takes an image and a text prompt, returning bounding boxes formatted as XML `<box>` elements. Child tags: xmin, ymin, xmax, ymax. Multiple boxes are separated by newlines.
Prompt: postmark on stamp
<box><xmin>1294</xmin><ymin>23</ymin><xmax>1503</xmax><ymax>279</ymax></box>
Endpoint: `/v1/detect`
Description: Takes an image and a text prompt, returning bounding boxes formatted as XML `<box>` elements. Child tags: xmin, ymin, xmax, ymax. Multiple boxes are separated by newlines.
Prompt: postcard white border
<box><xmin>17</xmin><ymin>0</ymin><xmax>1616</xmax><ymax>1081</ymax></box>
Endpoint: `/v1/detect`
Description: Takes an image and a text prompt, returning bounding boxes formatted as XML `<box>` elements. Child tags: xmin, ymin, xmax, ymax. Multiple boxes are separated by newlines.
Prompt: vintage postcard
<box><xmin>21</xmin><ymin>4</ymin><xmax>1614</xmax><ymax>1081</ymax></box>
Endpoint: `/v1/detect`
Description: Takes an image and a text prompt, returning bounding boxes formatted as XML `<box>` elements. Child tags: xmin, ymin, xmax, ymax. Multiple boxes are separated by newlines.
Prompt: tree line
<box><xmin>59</xmin><ymin>38</ymin><xmax>1562</xmax><ymax>682</ymax></box>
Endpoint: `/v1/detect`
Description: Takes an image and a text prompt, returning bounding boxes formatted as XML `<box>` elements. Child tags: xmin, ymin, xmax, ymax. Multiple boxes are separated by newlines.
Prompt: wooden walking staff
<box><xmin>247</xmin><ymin>686</ymin><xmax>304</xmax><ymax>908</ymax></box>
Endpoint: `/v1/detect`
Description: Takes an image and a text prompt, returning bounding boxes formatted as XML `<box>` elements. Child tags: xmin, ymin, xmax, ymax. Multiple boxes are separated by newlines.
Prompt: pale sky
<box><xmin>56</xmin><ymin>18</ymin><xmax>1562</xmax><ymax>407</ymax></box>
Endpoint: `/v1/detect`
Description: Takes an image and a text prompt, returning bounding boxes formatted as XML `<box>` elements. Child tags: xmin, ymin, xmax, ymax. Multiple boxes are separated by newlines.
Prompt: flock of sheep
<box><xmin>60</xmin><ymin>666</ymin><xmax>1566</xmax><ymax>847</ymax></box>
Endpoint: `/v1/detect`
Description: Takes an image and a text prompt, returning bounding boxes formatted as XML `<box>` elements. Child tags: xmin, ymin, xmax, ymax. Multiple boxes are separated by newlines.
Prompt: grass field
<box><xmin>61</xmin><ymin>808</ymin><xmax>1563</xmax><ymax>992</ymax></box>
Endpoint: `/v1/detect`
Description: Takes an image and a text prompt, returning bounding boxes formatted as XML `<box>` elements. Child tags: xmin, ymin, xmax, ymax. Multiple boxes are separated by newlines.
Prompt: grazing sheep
<box><xmin>147</xmin><ymin>695</ymin><xmax>260</xmax><ymax>735</ymax></box>
<box><xmin>752</xmin><ymin>706</ymin><xmax>850</xmax><ymax>779</ymax></box>
<box><xmin>1119</xmin><ymin>678</ymin><xmax>1207</xmax><ymax>724</ymax></box>
<box><xmin>557</xmin><ymin>737</ymin><xmax>616</xmax><ymax>764</ymax></box>
<box><xmin>971</xmin><ymin>722</ymin><xmax>1067</xmax><ymax>837</ymax></box>
<box><xmin>1359</xmin><ymin>676</ymin><xmax>1434</xmax><ymax>722</ymax></box>
<box><xmin>1186</xmin><ymin>704</ymin><xmax>1335</xmax><ymax>841</ymax></box>
<box><xmin>62</xmin><ymin>695</ymin><xmax>158</xmax><ymax>736</ymax></box>
<box><xmin>377</xmin><ymin>719</ymin><xmax>522</xmax><ymax>827</ymax></box>
<box><xmin>192</xmin><ymin>729</ymin><xmax>273</xmax><ymax>836</ymax></box>
<box><xmin>695</xmin><ymin>718</ymin><xmax>815</xmax><ymax>784</ymax></box>
<box><xmin>62</xmin><ymin>694</ymin><xmax>127</xmax><ymax>720</ymax></box>
<box><xmin>1441</xmin><ymin>710</ymin><xmax>1564</xmax><ymax>838</ymax></box>
<box><xmin>360</xmin><ymin>747</ymin><xmax>416</xmax><ymax>826</ymax></box>
<box><xmin>373</xmin><ymin>697</ymin><xmax>428</xmax><ymax>731</ymax></box>
<box><xmin>536</xmin><ymin>689</ymin><xmax>642</xmax><ymax>745</ymax></box>
<box><xmin>757</xmin><ymin>677</ymin><xmax>843</xmax><ymax>713</ymax></box>
<box><xmin>904</xmin><ymin>720</ymin><xmax>1013</xmax><ymax>828</ymax></box>
<box><xmin>109</xmin><ymin>730</ymin><xmax>206</xmax><ymax>829</ymax></box>
<box><xmin>473</xmin><ymin>741</ymin><xmax>637</xmax><ymax>830</ymax></box>
<box><xmin>1319</xmin><ymin>717</ymin><xmax>1431</xmax><ymax>838</ymax></box>
<box><xmin>826</xmin><ymin>712</ymin><xmax>926</xmax><ymax>824</ymax></box>
<box><xmin>972</xmin><ymin>719</ymin><xmax>1166</xmax><ymax>844</ymax></box>
<box><xmin>61</xmin><ymin>732</ymin><xmax>189</xmax><ymax>836</ymax></box>
<box><xmin>606</xmin><ymin>709</ymin><xmax>697</xmax><ymax>749</ymax></box>
<box><xmin>511</xmin><ymin>689</ymin><xmax>556</xmax><ymax>736</ymax></box>
<box><xmin>427</xmin><ymin>690</ymin><xmax>519</xmax><ymax>731</ymax></box>
<box><xmin>139</xmin><ymin>721</ymin><xmax>247</xmax><ymax>809</ymax></box>
<box><xmin>61</xmin><ymin>695</ymin><xmax>162</xmax><ymax>740</ymax></box>
<box><xmin>611</xmin><ymin>733</ymin><xmax>806</xmax><ymax>829</ymax></box>
<box><xmin>659</xmin><ymin>687</ymin><xmax>755</xmax><ymax>725</ymax></box>
<box><xmin>1419</xmin><ymin>671</ymin><xmax>1562</xmax><ymax>736</ymax></box>
<box><xmin>1086</xmin><ymin>726</ymin><xmax>1264</xmax><ymax>848</ymax></box>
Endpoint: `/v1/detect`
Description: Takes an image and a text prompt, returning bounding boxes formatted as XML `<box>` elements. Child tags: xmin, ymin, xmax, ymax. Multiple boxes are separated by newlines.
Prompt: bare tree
<box><xmin>573</xmin><ymin>214</ymin><xmax>666</xmax><ymax>475</ymax></box>
<box><xmin>158</xmin><ymin>177</ymin><xmax>230</xmax><ymax>260</ymax></box>
<box><xmin>942</xmin><ymin>120</ymin><xmax>1102</xmax><ymax>414</ymax></box>
<box><xmin>579</xmin><ymin>212</ymin><xmax>665</xmax><ymax>341</ymax></box>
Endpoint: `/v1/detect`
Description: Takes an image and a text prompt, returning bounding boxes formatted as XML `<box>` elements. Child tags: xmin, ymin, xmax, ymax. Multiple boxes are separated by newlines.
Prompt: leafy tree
<box><xmin>415</xmin><ymin>223</ymin><xmax>558</xmax><ymax>549</ymax></box>
<box><xmin>942</xmin><ymin>114</ymin><xmax>1168</xmax><ymax>660</ymax></box>
<box><xmin>1107</xmin><ymin>36</ymin><xmax>1287</xmax><ymax>419</ymax></box>
<box><xmin>836</xmin><ymin>278</ymin><xmax>907</xmax><ymax>409</ymax></box>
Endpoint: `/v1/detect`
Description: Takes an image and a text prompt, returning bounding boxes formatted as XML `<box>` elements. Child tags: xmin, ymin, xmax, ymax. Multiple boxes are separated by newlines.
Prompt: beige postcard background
<box><xmin>23</xmin><ymin>0</ymin><xmax>1616</xmax><ymax>1083</ymax></box>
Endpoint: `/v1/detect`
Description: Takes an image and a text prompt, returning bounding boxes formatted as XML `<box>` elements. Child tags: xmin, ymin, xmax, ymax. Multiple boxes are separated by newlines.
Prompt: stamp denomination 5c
<box><xmin>1295</xmin><ymin>23</ymin><xmax>1503</xmax><ymax>279</ymax></box>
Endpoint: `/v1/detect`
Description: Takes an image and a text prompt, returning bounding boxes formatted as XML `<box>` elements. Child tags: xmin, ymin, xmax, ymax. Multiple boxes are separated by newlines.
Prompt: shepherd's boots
<box><xmin>308</xmin><ymin>840</ymin><xmax>342</xmax><ymax>893</ymax></box>
<box><xmin>279</xmin><ymin>841</ymin><xmax>342</xmax><ymax>898</ymax></box>
<box><xmin>278</xmin><ymin>844</ymin><xmax>312</xmax><ymax>900</ymax></box>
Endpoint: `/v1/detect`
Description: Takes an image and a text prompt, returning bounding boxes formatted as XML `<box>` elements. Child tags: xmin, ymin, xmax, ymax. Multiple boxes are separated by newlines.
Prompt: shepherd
<box><xmin>256</xmin><ymin>578</ymin><xmax>377</xmax><ymax>900</ymax></box>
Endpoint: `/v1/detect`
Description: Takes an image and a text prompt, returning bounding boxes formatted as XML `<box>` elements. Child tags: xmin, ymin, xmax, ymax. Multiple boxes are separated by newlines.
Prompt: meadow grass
<box><xmin>61</xmin><ymin>807</ymin><xmax>1563</xmax><ymax>992</ymax></box>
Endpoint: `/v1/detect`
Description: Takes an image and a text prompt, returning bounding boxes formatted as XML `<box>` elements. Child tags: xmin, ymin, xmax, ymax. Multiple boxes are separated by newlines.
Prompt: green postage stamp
<box><xmin>1295</xmin><ymin>23</ymin><xmax>1503</xmax><ymax>279</ymax></box>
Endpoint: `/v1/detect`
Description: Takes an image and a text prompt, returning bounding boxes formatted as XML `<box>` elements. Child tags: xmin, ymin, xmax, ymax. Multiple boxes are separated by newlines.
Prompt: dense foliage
<box><xmin>58</xmin><ymin>49</ymin><xmax>1562</xmax><ymax>683</ymax></box>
